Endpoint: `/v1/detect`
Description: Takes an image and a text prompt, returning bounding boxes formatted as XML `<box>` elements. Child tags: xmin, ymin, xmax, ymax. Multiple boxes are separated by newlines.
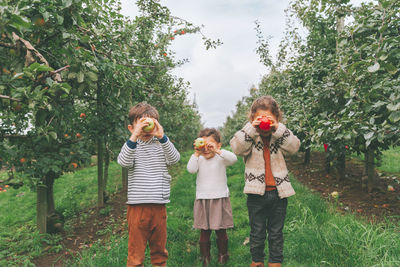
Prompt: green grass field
<box><xmin>0</xmin><ymin>162</ymin><xmax>122</xmax><ymax>266</ymax></box>
<box><xmin>64</xmin><ymin>151</ymin><xmax>400</xmax><ymax>267</ymax></box>
<box><xmin>1</xmin><ymin>148</ymin><xmax>399</xmax><ymax>266</ymax></box>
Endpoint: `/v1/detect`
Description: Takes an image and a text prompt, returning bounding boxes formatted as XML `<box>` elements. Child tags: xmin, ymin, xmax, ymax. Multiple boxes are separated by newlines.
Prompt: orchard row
<box><xmin>222</xmin><ymin>0</ymin><xmax>399</xmax><ymax>192</ymax></box>
<box><xmin>0</xmin><ymin>0</ymin><xmax>219</xmax><ymax>233</ymax></box>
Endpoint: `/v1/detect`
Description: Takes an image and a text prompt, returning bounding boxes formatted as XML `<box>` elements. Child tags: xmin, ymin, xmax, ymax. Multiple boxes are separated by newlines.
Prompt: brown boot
<box><xmin>250</xmin><ymin>262</ymin><xmax>264</xmax><ymax>267</ymax></box>
<box><xmin>216</xmin><ymin>238</ymin><xmax>229</xmax><ymax>264</ymax></box>
<box><xmin>199</xmin><ymin>241</ymin><xmax>211</xmax><ymax>266</ymax></box>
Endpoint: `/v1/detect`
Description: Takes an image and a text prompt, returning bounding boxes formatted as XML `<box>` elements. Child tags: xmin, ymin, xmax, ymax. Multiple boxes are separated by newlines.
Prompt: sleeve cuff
<box><xmin>272</xmin><ymin>123</ymin><xmax>286</xmax><ymax>139</ymax></box>
<box><xmin>158</xmin><ymin>134</ymin><xmax>168</xmax><ymax>143</ymax></box>
<box><xmin>243</xmin><ymin>122</ymin><xmax>259</xmax><ymax>138</ymax></box>
<box><xmin>126</xmin><ymin>140</ymin><xmax>137</xmax><ymax>149</ymax></box>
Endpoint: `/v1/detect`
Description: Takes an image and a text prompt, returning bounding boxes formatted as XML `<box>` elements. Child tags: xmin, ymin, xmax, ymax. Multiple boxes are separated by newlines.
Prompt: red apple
<box><xmin>259</xmin><ymin>117</ymin><xmax>271</xmax><ymax>131</ymax></box>
<box><xmin>76</xmin><ymin>133</ymin><xmax>82</xmax><ymax>138</ymax></box>
<box><xmin>20</xmin><ymin>158</ymin><xmax>26</xmax><ymax>164</ymax></box>
<box><xmin>142</xmin><ymin>118</ymin><xmax>155</xmax><ymax>132</ymax></box>
<box><xmin>181</xmin><ymin>30</ymin><xmax>185</xmax><ymax>35</ymax></box>
<box><xmin>324</xmin><ymin>143</ymin><xmax>328</xmax><ymax>152</ymax></box>
<box><xmin>194</xmin><ymin>138</ymin><xmax>205</xmax><ymax>149</ymax></box>
<box><xmin>80</xmin><ymin>113</ymin><xmax>86</xmax><ymax>118</ymax></box>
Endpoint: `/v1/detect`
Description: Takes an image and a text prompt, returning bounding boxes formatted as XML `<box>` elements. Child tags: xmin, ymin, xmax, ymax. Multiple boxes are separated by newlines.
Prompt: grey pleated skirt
<box><xmin>193</xmin><ymin>197</ymin><xmax>234</xmax><ymax>230</ymax></box>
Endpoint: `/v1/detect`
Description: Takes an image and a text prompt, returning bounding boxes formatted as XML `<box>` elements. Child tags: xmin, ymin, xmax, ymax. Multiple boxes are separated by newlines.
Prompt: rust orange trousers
<box><xmin>127</xmin><ymin>204</ymin><xmax>168</xmax><ymax>267</ymax></box>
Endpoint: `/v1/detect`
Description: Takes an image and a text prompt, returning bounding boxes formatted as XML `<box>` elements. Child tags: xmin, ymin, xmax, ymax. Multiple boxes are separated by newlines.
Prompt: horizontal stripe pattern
<box><xmin>117</xmin><ymin>136</ymin><xmax>180</xmax><ymax>204</ymax></box>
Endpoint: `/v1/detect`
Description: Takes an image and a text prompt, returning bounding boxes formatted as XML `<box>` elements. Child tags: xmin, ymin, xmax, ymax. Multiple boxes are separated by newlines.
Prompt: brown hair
<box><xmin>128</xmin><ymin>102</ymin><xmax>159</xmax><ymax>124</ymax></box>
<box><xmin>248</xmin><ymin>95</ymin><xmax>282</xmax><ymax>122</ymax></box>
<box><xmin>198</xmin><ymin>128</ymin><xmax>221</xmax><ymax>143</ymax></box>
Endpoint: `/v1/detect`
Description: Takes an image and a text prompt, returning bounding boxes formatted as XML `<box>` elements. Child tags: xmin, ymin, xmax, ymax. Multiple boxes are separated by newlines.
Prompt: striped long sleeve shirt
<box><xmin>117</xmin><ymin>135</ymin><xmax>180</xmax><ymax>204</ymax></box>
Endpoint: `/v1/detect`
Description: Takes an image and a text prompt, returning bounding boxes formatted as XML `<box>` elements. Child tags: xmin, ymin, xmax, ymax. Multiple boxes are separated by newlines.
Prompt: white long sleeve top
<box><xmin>187</xmin><ymin>149</ymin><xmax>237</xmax><ymax>199</ymax></box>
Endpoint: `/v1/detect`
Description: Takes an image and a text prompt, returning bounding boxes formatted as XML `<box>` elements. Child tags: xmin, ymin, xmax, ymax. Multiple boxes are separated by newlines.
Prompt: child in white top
<box><xmin>187</xmin><ymin>128</ymin><xmax>237</xmax><ymax>266</ymax></box>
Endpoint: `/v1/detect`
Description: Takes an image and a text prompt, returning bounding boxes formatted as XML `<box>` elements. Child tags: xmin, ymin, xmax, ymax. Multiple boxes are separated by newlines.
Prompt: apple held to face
<box><xmin>142</xmin><ymin>118</ymin><xmax>155</xmax><ymax>132</ymax></box>
<box><xmin>194</xmin><ymin>138</ymin><xmax>205</xmax><ymax>149</ymax></box>
<box><xmin>259</xmin><ymin>117</ymin><xmax>272</xmax><ymax>131</ymax></box>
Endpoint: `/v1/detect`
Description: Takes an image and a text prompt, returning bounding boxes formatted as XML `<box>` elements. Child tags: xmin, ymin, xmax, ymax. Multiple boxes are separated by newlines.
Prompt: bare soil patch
<box><xmin>288</xmin><ymin>152</ymin><xmax>400</xmax><ymax>222</ymax></box>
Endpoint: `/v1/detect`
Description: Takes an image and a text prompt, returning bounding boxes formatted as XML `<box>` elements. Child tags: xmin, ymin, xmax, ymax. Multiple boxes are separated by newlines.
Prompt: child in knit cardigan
<box><xmin>230</xmin><ymin>96</ymin><xmax>300</xmax><ymax>267</ymax></box>
<box><xmin>187</xmin><ymin>128</ymin><xmax>237</xmax><ymax>266</ymax></box>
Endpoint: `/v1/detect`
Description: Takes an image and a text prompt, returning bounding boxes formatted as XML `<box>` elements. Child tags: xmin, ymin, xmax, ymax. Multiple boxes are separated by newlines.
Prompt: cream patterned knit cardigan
<box><xmin>230</xmin><ymin>122</ymin><xmax>300</xmax><ymax>198</ymax></box>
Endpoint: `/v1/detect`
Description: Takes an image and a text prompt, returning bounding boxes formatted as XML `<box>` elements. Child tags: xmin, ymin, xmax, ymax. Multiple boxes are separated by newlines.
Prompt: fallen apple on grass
<box><xmin>387</xmin><ymin>185</ymin><xmax>395</xmax><ymax>192</ymax></box>
<box><xmin>194</xmin><ymin>138</ymin><xmax>205</xmax><ymax>149</ymax></box>
<box><xmin>330</xmin><ymin>191</ymin><xmax>339</xmax><ymax>199</ymax></box>
<box><xmin>142</xmin><ymin>118</ymin><xmax>155</xmax><ymax>132</ymax></box>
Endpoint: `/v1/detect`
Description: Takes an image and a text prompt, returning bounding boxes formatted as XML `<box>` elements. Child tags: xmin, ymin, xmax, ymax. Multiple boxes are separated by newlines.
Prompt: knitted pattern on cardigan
<box><xmin>230</xmin><ymin>122</ymin><xmax>300</xmax><ymax>198</ymax></box>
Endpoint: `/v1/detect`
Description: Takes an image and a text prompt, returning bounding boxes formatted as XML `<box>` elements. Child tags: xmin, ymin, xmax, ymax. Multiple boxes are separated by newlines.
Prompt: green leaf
<box><xmin>379</xmin><ymin>0</ymin><xmax>390</xmax><ymax>8</ymax></box>
<box><xmin>62</xmin><ymin>0</ymin><xmax>73</xmax><ymax>8</ymax></box>
<box><xmin>42</xmin><ymin>12</ymin><xmax>50</xmax><ymax>22</ymax></box>
<box><xmin>67</xmin><ymin>72</ymin><xmax>77</xmax><ymax>79</ymax></box>
<box><xmin>11</xmin><ymin>14</ymin><xmax>31</xmax><ymax>29</ymax></box>
<box><xmin>62</xmin><ymin>32</ymin><xmax>71</xmax><ymax>39</ymax></box>
<box><xmin>49</xmin><ymin>132</ymin><xmax>57</xmax><ymax>140</ymax></box>
<box><xmin>383</xmin><ymin>63</ymin><xmax>398</xmax><ymax>75</ymax></box>
<box><xmin>46</xmin><ymin>77</ymin><xmax>54</xmax><ymax>86</ymax></box>
<box><xmin>387</xmin><ymin>103</ymin><xmax>400</xmax><ymax>111</ymax></box>
<box><xmin>77</xmin><ymin>72</ymin><xmax>84</xmax><ymax>83</ymax></box>
<box><xmin>367</xmin><ymin>62</ymin><xmax>380</xmax><ymax>72</ymax></box>
<box><xmin>36</xmin><ymin>65</ymin><xmax>53</xmax><ymax>72</ymax></box>
<box><xmin>60</xmin><ymin>83</ymin><xmax>71</xmax><ymax>94</ymax></box>
<box><xmin>86</xmin><ymin>72</ymin><xmax>98</xmax><ymax>82</ymax></box>
<box><xmin>388</xmin><ymin>111</ymin><xmax>400</xmax><ymax>123</ymax></box>
<box><xmin>57</xmin><ymin>15</ymin><xmax>64</xmax><ymax>25</ymax></box>
<box><xmin>364</xmin><ymin>132</ymin><xmax>374</xmax><ymax>141</ymax></box>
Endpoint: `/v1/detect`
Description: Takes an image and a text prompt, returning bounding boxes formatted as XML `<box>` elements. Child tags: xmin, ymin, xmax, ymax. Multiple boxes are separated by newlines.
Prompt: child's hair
<box><xmin>198</xmin><ymin>128</ymin><xmax>221</xmax><ymax>143</ymax></box>
<box><xmin>128</xmin><ymin>102</ymin><xmax>159</xmax><ymax>124</ymax></box>
<box><xmin>248</xmin><ymin>95</ymin><xmax>282</xmax><ymax>122</ymax></box>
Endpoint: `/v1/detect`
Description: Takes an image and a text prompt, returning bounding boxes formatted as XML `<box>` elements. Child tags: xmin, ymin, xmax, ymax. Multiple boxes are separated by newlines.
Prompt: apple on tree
<box><xmin>142</xmin><ymin>118</ymin><xmax>155</xmax><ymax>132</ymax></box>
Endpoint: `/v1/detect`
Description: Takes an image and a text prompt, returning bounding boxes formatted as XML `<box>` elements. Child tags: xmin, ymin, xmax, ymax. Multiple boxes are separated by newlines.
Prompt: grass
<box><xmin>0</xmin><ymin>161</ymin><xmax>122</xmax><ymax>266</ymax></box>
<box><xmin>65</xmin><ymin>150</ymin><xmax>400</xmax><ymax>267</ymax></box>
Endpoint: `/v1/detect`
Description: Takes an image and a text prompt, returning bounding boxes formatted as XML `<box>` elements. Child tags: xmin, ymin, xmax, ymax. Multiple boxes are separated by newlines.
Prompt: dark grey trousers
<box><xmin>247</xmin><ymin>190</ymin><xmax>288</xmax><ymax>263</ymax></box>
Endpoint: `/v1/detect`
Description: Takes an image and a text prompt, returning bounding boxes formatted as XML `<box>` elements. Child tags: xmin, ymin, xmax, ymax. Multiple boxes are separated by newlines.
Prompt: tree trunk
<box><xmin>104</xmin><ymin>142</ymin><xmax>110</xmax><ymax>192</ymax></box>
<box><xmin>45</xmin><ymin>173</ymin><xmax>55</xmax><ymax>215</ymax></box>
<box><xmin>97</xmin><ymin>137</ymin><xmax>104</xmax><ymax>207</ymax></box>
<box><xmin>304</xmin><ymin>147</ymin><xmax>311</xmax><ymax>165</ymax></box>
<box><xmin>337</xmin><ymin>153</ymin><xmax>346</xmax><ymax>182</ymax></box>
<box><xmin>37</xmin><ymin>184</ymin><xmax>47</xmax><ymax>234</ymax></box>
<box><xmin>366</xmin><ymin>147</ymin><xmax>376</xmax><ymax>193</ymax></box>
<box><xmin>325</xmin><ymin>154</ymin><xmax>331</xmax><ymax>173</ymax></box>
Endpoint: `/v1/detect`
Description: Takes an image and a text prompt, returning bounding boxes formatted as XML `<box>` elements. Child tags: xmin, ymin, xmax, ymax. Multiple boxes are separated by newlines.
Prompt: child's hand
<box><xmin>263</xmin><ymin>116</ymin><xmax>278</xmax><ymax>132</ymax></box>
<box><xmin>251</xmin><ymin>116</ymin><xmax>263</xmax><ymax>128</ymax></box>
<box><xmin>152</xmin><ymin>119</ymin><xmax>164</xmax><ymax>139</ymax></box>
<box><xmin>252</xmin><ymin>115</ymin><xmax>278</xmax><ymax>132</ymax></box>
<box><xmin>129</xmin><ymin>118</ymin><xmax>147</xmax><ymax>142</ymax></box>
<box><xmin>206</xmin><ymin>142</ymin><xmax>221</xmax><ymax>155</ymax></box>
<box><xmin>193</xmin><ymin>141</ymin><xmax>203</xmax><ymax>157</ymax></box>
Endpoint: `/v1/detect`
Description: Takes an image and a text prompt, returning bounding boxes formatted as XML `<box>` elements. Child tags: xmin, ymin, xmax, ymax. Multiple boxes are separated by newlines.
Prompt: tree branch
<box><xmin>0</xmin><ymin>41</ymin><xmax>15</xmax><ymax>49</ymax></box>
<box><xmin>12</xmin><ymin>32</ymin><xmax>62</xmax><ymax>82</ymax></box>
<box><xmin>0</xmin><ymin>94</ymin><xmax>21</xmax><ymax>102</ymax></box>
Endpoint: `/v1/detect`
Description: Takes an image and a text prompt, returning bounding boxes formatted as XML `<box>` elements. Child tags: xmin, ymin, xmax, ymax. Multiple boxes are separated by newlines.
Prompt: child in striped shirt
<box><xmin>118</xmin><ymin>102</ymin><xmax>180</xmax><ymax>267</ymax></box>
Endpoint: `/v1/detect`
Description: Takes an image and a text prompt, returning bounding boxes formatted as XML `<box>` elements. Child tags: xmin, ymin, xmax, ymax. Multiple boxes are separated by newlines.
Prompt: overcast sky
<box><xmin>121</xmin><ymin>0</ymin><xmax>366</xmax><ymax>128</ymax></box>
